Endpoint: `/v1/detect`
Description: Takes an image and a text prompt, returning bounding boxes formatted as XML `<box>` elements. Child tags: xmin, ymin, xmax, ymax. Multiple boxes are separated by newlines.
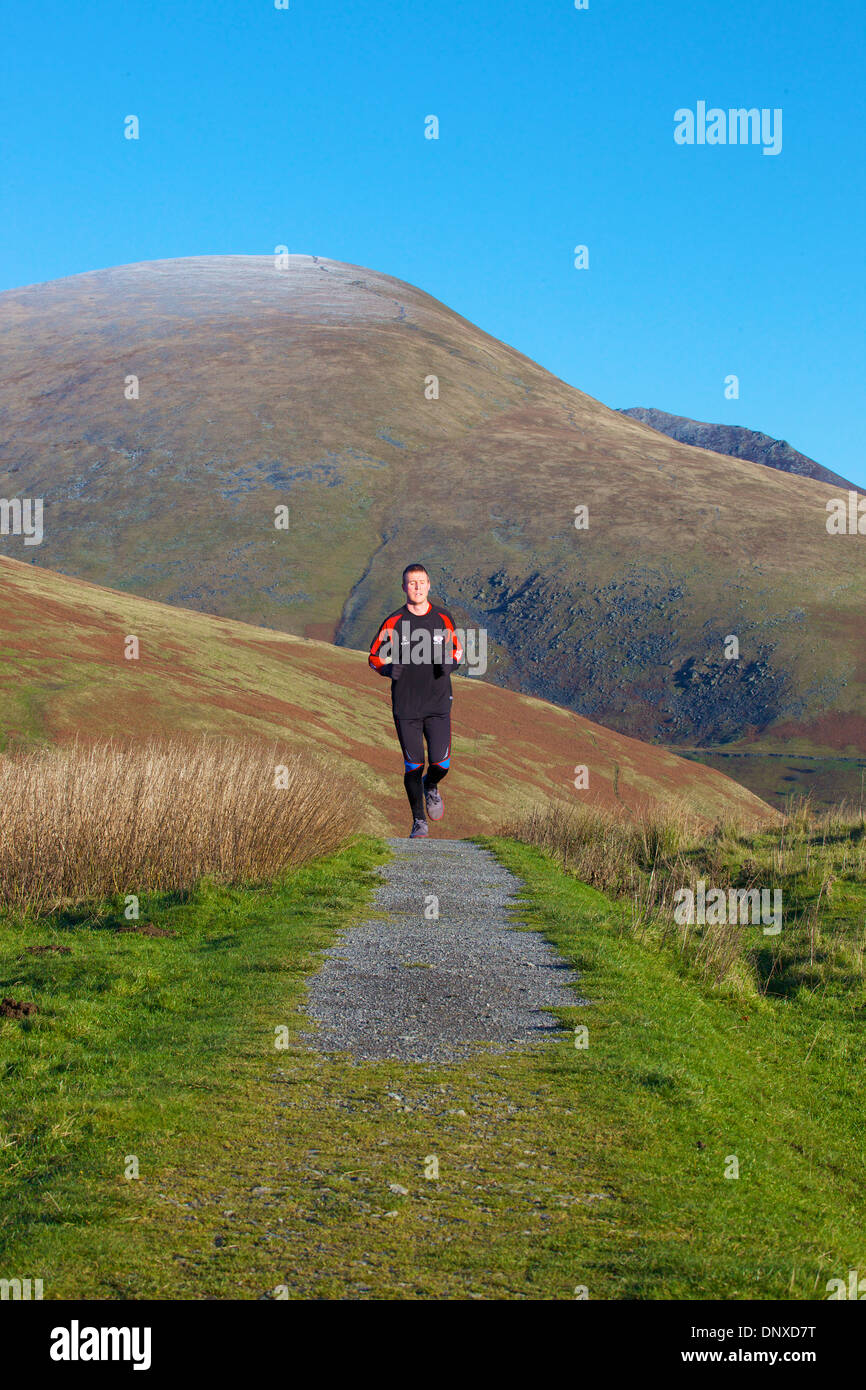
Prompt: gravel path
<box><xmin>301</xmin><ymin>838</ymin><xmax>585</xmax><ymax>1063</ymax></box>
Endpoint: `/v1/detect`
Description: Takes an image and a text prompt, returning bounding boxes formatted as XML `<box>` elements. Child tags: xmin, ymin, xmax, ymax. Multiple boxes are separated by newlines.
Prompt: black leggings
<box><xmin>393</xmin><ymin>712</ymin><xmax>451</xmax><ymax>819</ymax></box>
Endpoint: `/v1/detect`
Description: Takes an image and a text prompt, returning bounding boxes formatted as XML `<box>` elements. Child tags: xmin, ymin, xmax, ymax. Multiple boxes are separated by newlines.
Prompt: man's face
<box><xmin>403</xmin><ymin>569</ymin><xmax>430</xmax><ymax>606</ymax></box>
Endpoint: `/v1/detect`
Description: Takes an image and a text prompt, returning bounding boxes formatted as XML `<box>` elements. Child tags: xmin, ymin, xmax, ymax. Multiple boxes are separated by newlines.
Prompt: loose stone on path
<box><xmin>301</xmin><ymin>838</ymin><xmax>585</xmax><ymax>1064</ymax></box>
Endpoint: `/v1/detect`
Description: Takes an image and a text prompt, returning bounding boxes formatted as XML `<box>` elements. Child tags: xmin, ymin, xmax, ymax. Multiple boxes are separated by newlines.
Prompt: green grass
<box><xmin>508</xmin><ymin>799</ymin><xmax>866</xmax><ymax>996</ymax></box>
<box><xmin>1</xmin><ymin>834</ymin><xmax>864</xmax><ymax>1299</ymax></box>
<box><xmin>0</xmin><ymin>837</ymin><xmax>386</xmax><ymax>1293</ymax></box>
<box><xmin>661</xmin><ymin>815</ymin><xmax>866</xmax><ymax>997</ymax></box>
<box><xmin>482</xmin><ymin>837</ymin><xmax>866</xmax><ymax>1299</ymax></box>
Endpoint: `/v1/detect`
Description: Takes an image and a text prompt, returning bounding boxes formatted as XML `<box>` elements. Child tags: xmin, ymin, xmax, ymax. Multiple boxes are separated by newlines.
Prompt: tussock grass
<box><xmin>500</xmin><ymin>795</ymin><xmax>866</xmax><ymax>993</ymax></box>
<box><xmin>0</xmin><ymin>736</ymin><xmax>360</xmax><ymax>918</ymax></box>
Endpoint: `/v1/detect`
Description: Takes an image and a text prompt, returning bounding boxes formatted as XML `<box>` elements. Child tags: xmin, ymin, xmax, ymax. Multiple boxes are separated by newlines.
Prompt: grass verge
<box><xmin>503</xmin><ymin>797</ymin><xmax>866</xmax><ymax>993</ymax></box>
<box><xmin>1</xmin><ymin>834</ymin><xmax>863</xmax><ymax>1299</ymax></box>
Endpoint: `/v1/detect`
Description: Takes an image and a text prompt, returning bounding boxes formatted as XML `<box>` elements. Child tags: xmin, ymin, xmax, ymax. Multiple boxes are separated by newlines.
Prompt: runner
<box><xmin>368</xmin><ymin>564</ymin><xmax>464</xmax><ymax>838</ymax></box>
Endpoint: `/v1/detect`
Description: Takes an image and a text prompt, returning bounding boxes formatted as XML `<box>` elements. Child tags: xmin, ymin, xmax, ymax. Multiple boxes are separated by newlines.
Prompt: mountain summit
<box><xmin>618</xmin><ymin>407</ymin><xmax>855</xmax><ymax>491</ymax></box>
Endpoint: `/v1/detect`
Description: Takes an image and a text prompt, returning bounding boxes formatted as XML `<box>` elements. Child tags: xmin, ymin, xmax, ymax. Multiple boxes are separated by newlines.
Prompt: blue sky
<box><xmin>2</xmin><ymin>0</ymin><xmax>863</xmax><ymax>486</ymax></box>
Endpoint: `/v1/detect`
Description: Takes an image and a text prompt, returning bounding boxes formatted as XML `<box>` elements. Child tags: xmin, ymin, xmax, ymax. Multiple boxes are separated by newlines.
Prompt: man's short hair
<box><xmin>402</xmin><ymin>563</ymin><xmax>429</xmax><ymax>584</ymax></box>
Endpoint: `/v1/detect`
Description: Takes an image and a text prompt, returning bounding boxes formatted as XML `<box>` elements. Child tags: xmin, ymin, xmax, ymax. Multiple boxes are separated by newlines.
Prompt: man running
<box><xmin>368</xmin><ymin>564</ymin><xmax>464</xmax><ymax>838</ymax></box>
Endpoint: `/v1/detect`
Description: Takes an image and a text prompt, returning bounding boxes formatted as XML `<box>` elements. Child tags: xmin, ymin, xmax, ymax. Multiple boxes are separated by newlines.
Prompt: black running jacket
<box><xmin>368</xmin><ymin>602</ymin><xmax>464</xmax><ymax>718</ymax></box>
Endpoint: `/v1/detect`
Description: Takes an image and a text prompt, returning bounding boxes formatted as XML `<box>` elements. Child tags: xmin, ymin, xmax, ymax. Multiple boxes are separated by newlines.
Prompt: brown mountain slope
<box><xmin>0</xmin><ymin>554</ymin><xmax>774</xmax><ymax>834</ymax></box>
<box><xmin>0</xmin><ymin>255</ymin><xmax>863</xmax><ymax>806</ymax></box>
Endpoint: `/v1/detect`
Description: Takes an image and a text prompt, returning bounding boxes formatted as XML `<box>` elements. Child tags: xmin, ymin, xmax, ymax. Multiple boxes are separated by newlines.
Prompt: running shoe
<box><xmin>409</xmin><ymin>817</ymin><xmax>429</xmax><ymax>838</ymax></box>
<box><xmin>423</xmin><ymin>777</ymin><xmax>445</xmax><ymax>821</ymax></box>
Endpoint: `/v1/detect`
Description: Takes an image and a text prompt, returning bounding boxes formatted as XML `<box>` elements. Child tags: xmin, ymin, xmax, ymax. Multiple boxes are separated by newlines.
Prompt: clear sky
<box><xmin>2</xmin><ymin>0</ymin><xmax>863</xmax><ymax>486</ymax></box>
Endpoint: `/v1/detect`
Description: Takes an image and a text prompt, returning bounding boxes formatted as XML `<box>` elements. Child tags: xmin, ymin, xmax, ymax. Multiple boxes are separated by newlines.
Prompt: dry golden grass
<box><xmin>499</xmin><ymin>798</ymin><xmax>701</xmax><ymax>899</ymax></box>
<box><xmin>0</xmin><ymin>736</ymin><xmax>361</xmax><ymax>918</ymax></box>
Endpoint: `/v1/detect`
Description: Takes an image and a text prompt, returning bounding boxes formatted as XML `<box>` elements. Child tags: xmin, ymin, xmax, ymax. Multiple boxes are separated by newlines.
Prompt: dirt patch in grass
<box><xmin>0</xmin><ymin>997</ymin><xmax>38</xmax><ymax>1018</ymax></box>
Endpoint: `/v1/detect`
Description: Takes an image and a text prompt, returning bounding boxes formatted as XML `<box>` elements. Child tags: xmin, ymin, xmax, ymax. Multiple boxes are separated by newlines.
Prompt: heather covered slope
<box><xmin>1</xmin><ymin>255</ymin><xmax>863</xmax><ymax>804</ymax></box>
<box><xmin>0</xmin><ymin>555</ymin><xmax>773</xmax><ymax>833</ymax></box>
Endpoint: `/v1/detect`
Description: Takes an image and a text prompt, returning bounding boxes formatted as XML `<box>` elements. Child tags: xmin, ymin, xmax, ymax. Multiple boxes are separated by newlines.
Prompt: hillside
<box><xmin>0</xmin><ymin>554</ymin><xmax>772</xmax><ymax>833</ymax></box>
<box><xmin>618</xmin><ymin>407</ymin><xmax>855</xmax><ymax>490</ymax></box>
<box><xmin>0</xmin><ymin>255</ymin><xmax>863</xmax><ymax>806</ymax></box>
